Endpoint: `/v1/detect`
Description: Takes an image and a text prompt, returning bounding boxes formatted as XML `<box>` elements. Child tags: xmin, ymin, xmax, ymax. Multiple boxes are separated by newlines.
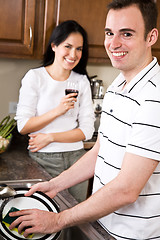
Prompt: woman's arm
<box><xmin>20</xmin><ymin>92</ymin><xmax>78</xmax><ymax>135</ymax></box>
<box><xmin>77</xmin><ymin>75</ymin><xmax>95</xmax><ymax>141</ymax></box>
<box><xmin>28</xmin><ymin>128</ymin><xmax>85</xmax><ymax>152</ymax></box>
<box><xmin>16</xmin><ymin>69</ymin><xmax>78</xmax><ymax>134</ymax></box>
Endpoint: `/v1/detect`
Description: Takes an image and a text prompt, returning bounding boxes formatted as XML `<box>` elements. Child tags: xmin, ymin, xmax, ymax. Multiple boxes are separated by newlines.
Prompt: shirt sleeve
<box><xmin>77</xmin><ymin>75</ymin><xmax>95</xmax><ymax>140</ymax></box>
<box><xmin>126</xmin><ymin>98</ymin><xmax>160</xmax><ymax>161</ymax></box>
<box><xmin>15</xmin><ymin>70</ymin><xmax>39</xmax><ymax>132</ymax></box>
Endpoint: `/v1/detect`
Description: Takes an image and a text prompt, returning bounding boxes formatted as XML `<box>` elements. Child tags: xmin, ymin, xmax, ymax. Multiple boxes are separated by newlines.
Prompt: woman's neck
<box><xmin>45</xmin><ymin>64</ymin><xmax>71</xmax><ymax>81</ymax></box>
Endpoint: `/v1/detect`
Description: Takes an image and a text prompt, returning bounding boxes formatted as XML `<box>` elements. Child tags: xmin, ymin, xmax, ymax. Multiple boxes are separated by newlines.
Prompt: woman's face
<box><xmin>52</xmin><ymin>32</ymin><xmax>83</xmax><ymax>71</ymax></box>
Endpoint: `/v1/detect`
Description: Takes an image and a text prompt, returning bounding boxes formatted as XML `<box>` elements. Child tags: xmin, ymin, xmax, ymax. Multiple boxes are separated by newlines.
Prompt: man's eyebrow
<box><xmin>119</xmin><ymin>28</ymin><xmax>136</xmax><ymax>33</ymax></box>
<box><xmin>104</xmin><ymin>28</ymin><xmax>136</xmax><ymax>33</ymax></box>
<box><xmin>105</xmin><ymin>28</ymin><xmax>112</xmax><ymax>32</ymax></box>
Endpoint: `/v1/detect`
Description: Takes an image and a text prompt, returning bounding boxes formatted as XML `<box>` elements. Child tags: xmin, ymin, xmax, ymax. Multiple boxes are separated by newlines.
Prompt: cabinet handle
<box><xmin>29</xmin><ymin>26</ymin><xmax>32</xmax><ymax>48</ymax></box>
<box><xmin>56</xmin><ymin>0</ymin><xmax>61</xmax><ymax>26</ymax></box>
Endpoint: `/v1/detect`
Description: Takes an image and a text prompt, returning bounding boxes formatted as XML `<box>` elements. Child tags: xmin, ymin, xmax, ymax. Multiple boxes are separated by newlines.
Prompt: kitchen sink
<box><xmin>0</xmin><ymin>226</ymin><xmax>94</xmax><ymax>240</ymax></box>
<box><xmin>0</xmin><ymin>179</ymin><xmax>43</xmax><ymax>189</ymax></box>
<box><xmin>0</xmin><ymin>179</ymin><xmax>115</xmax><ymax>240</ymax></box>
<box><xmin>59</xmin><ymin>226</ymin><xmax>90</xmax><ymax>240</ymax></box>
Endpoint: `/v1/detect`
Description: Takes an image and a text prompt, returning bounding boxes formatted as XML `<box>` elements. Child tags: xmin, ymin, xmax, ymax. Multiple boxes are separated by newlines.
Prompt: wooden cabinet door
<box><xmin>0</xmin><ymin>0</ymin><xmax>36</xmax><ymax>57</ymax></box>
<box><xmin>42</xmin><ymin>0</ymin><xmax>57</xmax><ymax>56</ymax></box>
<box><xmin>57</xmin><ymin>0</ymin><xmax>109</xmax><ymax>63</ymax></box>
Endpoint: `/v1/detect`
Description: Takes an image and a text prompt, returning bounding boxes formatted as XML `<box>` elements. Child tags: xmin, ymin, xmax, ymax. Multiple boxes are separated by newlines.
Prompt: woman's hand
<box><xmin>28</xmin><ymin>133</ymin><xmax>53</xmax><ymax>152</ymax></box>
<box><xmin>55</xmin><ymin>93</ymin><xmax>78</xmax><ymax>116</ymax></box>
<box><xmin>9</xmin><ymin>209</ymin><xmax>61</xmax><ymax>238</ymax></box>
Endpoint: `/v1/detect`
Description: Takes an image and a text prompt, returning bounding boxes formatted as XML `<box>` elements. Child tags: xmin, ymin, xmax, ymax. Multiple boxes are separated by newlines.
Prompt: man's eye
<box><xmin>105</xmin><ymin>32</ymin><xmax>114</xmax><ymax>37</ymax></box>
<box><xmin>124</xmin><ymin>32</ymin><xmax>132</xmax><ymax>37</ymax></box>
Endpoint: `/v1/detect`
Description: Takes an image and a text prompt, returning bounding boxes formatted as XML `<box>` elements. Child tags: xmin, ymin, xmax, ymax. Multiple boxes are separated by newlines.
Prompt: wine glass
<box><xmin>65</xmin><ymin>81</ymin><xmax>79</xmax><ymax>97</ymax></box>
<box><xmin>65</xmin><ymin>81</ymin><xmax>79</xmax><ymax>116</ymax></box>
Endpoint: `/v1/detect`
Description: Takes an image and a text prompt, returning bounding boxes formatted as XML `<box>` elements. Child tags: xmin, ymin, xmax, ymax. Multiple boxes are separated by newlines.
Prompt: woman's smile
<box><xmin>53</xmin><ymin>32</ymin><xmax>83</xmax><ymax>71</ymax></box>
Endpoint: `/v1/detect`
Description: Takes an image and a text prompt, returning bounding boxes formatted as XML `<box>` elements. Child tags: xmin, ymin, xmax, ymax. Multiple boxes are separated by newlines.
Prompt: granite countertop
<box><xmin>0</xmin><ymin>131</ymin><xmax>51</xmax><ymax>182</ymax></box>
<box><xmin>0</xmin><ymin>130</ymin><xmax>114</xmax><ymax>240</ymax></box>
<box><xmin>83</xmin><ymin>134</ymin><xmax>97</xmax><ymax>150</ymax></box>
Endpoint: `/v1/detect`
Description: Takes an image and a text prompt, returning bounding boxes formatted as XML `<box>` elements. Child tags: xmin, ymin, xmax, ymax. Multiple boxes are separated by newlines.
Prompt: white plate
<box><xmin>0</xmin><ymin>188</ymin><xmax>61</xmax><ymax>240</ymax></box>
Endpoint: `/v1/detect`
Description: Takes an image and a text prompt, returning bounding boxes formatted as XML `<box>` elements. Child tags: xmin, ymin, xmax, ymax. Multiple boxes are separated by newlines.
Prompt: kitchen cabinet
<box><xmin>0</xmin><ymin>0</ymin><xmax>160</xmax><ymax>63</ymax></box>
<box><xmin>49</xmin><ymin>0</ymin><xmax>160</xmax><ymax>63</ymax></box>
<box><xmin>57</xmin><ymin>0</ymin><xmax>109</xmax><ymax>63</ymax></box>
<box><xmin>0</xmin><ymin>0</ymin><xmax>108</xmax><ymax>62</ymax></box>
<box><xmin>0</xmin><ymin>0</ymin><xmax>57</xmax><ymax>59</ymax></box>
<box><xmin>0</xmin><ymin>0</ymin><xmax>36</xmax><ymax>58</ymax></box>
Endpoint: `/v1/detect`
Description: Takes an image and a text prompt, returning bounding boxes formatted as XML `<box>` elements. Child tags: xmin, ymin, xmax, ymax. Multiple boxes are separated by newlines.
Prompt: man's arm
<box><xmin>58</xmin><ymin>152</ymin><xmax>158</xmax><ymax>227</ymax></box>
<box><xmin>25</xmin><ymin>137</ymin><xmax>100</xmax><ymax>198</ymax></box>
<box><xmin>10</xmin><ymin>150</ymin><xmax>159</xmax><ymax>236</ymax></box>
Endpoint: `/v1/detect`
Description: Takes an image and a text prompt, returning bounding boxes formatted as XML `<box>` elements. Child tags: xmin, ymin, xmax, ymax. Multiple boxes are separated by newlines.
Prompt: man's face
<box><xmin>104</xmin><ymin>5</ymin><xmax>152</xmax><ymax>79</ymax></box>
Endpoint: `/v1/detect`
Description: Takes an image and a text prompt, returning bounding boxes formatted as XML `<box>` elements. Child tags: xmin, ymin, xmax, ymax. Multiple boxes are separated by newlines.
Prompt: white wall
<box><xmin>0</xmin><ymin>58</ymin><xmax>41</xmax><ymax>120</ymax></box>
<box><xmin>87</xmin><ymin>63</ymin><xmax>120</xmax><ymax>91</ymax></box>
<box><xmin>0</xmin><ymin>58</ymin><xmax>119</xmax><ymax>120</ymax></box>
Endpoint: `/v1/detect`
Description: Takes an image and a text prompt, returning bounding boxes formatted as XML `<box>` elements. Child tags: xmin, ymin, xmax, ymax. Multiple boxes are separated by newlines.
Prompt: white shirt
<box><xmin>93</xmin><ymin>58</ymin><xmax>160</xmax><ymax>239</ymax></box>
<box><xmin>15</xmin><ymin>67</ymin><xmax>95</xmax><ymax>152</ymax></box>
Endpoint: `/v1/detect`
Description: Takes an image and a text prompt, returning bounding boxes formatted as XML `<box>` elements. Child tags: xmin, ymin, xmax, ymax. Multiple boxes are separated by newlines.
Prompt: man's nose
<box><xmin>110</xmin><ymin>35</ymin><xmax>122</xmax><ymax>49</ymax></box>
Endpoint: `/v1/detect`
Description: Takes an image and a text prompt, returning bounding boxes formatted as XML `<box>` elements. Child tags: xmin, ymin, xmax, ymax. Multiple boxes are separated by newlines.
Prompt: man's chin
<box><xmin>111</xmin><ymin>61</ymin><xmax>123</xmax><ymax>70</ymax></box>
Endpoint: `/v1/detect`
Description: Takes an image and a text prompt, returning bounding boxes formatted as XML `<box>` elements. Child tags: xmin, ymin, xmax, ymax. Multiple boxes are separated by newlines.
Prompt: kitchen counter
<box><xmin>83</xmin><ymin>134</ymin><xmax>97</xmax><ymax>150</ymax></box>
<box><xmin>83</xmin><ymin>140</ymin><xmax>95</xmax><ymax>150</ymax></box>
<box><xmin>0</xmin><ymin>135</ymin><xmax>50</xmax><ymax>182</ymax></box>
<box><xmin>0</xmin><ymin>130</ymin><xmax>115</xmax><ymax>240</ymax></box>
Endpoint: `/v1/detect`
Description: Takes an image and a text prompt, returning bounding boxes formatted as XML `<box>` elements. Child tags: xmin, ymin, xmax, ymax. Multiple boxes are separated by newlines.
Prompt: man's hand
<box><xmin>25</xmin><ymin>181</ymin><xmax>57</xmax><ymax>199</ymax></box>
<box><xmin>9</xmin><ymin>209</ymin><xmax>61</xmax><ymax>238</ymax></box>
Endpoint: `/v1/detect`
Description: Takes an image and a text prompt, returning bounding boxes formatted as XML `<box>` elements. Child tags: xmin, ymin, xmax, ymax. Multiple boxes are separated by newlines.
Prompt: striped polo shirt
<box><xmin>92</xmin><ymin>57</ymin><xmax>160</xmax><ymax>239</ymax></box>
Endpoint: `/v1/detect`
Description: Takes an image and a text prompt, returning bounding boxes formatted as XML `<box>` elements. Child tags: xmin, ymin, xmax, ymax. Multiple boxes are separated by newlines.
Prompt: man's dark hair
<box><xmin>107</xmin><ymin>0</ymin><xmax>158</xmax><ymax>39</ymax></box>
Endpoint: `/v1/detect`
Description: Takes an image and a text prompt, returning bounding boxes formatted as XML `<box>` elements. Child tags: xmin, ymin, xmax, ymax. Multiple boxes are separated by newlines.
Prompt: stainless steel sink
<box><xmin>0</xmin><ymin>227</ymin><xmax>92</xmax><ymax>240</ymax></box>
<box><xmin>0</xmin><ymin>179</ymin><xmax>43</xmax><ymax>189</ymax></box>
<box><xmin>0</xmin><ymin>179</ymin><xmax>115</xmax><ymax>240</ymax></box>
<box><xmin>59</xmin><ymin>226</ymin><xmax>90</xmax><ymax>240</ymax></box>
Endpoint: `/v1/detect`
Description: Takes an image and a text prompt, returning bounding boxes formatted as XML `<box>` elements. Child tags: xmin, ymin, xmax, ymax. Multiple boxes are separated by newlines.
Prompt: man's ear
<box><xmin>147</xmin><ymin>28</ymin><xmax>159</xmax><ymax>47</ymax></box>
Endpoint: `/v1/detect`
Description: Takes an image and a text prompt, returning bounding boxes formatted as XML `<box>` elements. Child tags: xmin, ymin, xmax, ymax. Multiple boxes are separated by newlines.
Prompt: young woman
<box><xmin>15</xmin><ymin>20</ymin><xmax>95</xmax><ymax>202</ymax></box>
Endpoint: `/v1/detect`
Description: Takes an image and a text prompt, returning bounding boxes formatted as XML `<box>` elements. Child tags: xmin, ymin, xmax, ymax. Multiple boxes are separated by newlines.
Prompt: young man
<box><xmin>10</xmin><ymin>0</ymin><xmax>160</xmax><ymax>239</ymax></box>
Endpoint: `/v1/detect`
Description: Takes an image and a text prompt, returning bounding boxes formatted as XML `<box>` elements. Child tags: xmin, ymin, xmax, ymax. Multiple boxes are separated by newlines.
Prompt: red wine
<box><xmin>65</xmin><ymin>89</ymin><xmax>79</xmax><ymax>97</ymax></box>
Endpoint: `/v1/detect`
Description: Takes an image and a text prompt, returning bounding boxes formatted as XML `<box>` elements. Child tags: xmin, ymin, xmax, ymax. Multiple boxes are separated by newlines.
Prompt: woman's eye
<box><xmin>65</xmin><ymin>45</ymin><xmax>71</xmax><ymax>49</ymax></box>
<box><xmin>77</xmin><ymin>47</ymin><xmax>83</xmax><ymax>51</ymax></box>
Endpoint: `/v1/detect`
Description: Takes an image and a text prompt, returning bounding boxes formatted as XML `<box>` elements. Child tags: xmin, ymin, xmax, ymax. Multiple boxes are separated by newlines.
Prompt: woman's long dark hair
<box><xmin>43</xmin><ymin>20</ymin><xmax>89</xmax><ymax>77</ymax></box>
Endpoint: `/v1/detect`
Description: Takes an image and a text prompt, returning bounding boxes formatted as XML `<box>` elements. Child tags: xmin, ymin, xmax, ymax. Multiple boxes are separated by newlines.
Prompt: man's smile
<box><xmin>112</xmin><ymin>51</ymin><xmax>127</xmax><ymax>57</ymax></box>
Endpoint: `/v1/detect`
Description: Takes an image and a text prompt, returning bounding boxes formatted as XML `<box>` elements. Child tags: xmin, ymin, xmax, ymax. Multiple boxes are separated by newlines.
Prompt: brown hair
<box><xmin>107</xmin><ymin>0</ymin><xmax>158</xmax><ymax>39</ymax></box>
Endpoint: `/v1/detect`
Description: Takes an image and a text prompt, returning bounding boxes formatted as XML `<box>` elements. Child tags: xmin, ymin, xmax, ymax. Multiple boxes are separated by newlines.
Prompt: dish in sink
<box><xmin>0</xmin><ymin>187</ymin><xmax>60</xmax><ymax>240</ymax></box>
